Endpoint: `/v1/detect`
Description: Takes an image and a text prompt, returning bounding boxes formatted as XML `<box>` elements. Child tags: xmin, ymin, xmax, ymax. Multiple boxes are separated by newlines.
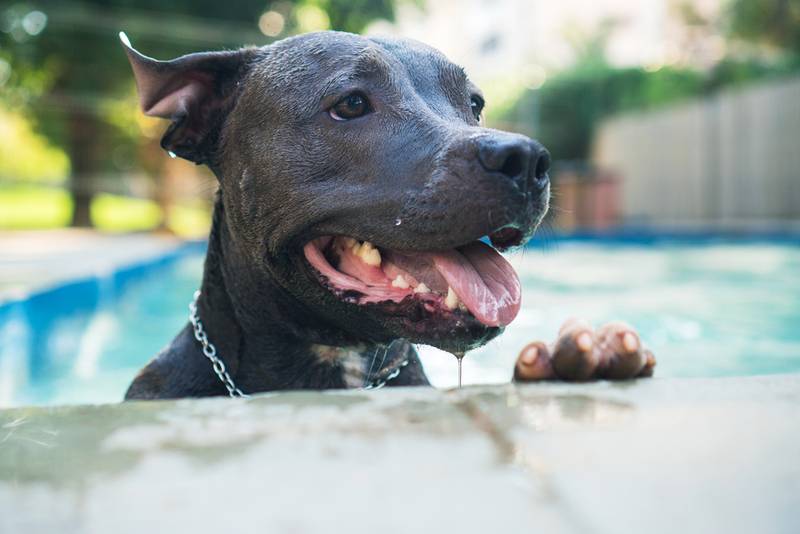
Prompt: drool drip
<box><xmin>453</xmin><ymin>351</ymin><xmax>465</xmax><ymax>388</ymax></box>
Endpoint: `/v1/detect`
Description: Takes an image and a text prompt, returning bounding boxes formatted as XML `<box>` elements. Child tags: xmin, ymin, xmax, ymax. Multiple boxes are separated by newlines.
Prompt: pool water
<box><xmin>1</xmin><ymin>241</ymin><xmax>798</xmax><ymax>406</ymax></box>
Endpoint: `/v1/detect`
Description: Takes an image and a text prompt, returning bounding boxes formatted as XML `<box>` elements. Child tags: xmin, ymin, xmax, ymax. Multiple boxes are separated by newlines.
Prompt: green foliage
<box><xmin>498</xmin><ymin>0</ymin><xmax>800</xmax><ymax>162</ymax></box>
<box><xmin>314</xmin><ymin>0</ymin><xmax>394</xmax><ymax>34</ymax></box>
<box><xmin>502</xmin><ymin>0</ymin><xmax>800</xmax><ymax>163</ymax></box>
<box><xmin>0</xmin><ymin>0</ymin><xmax>395</xmax><ymax>226</ymax></box>
<box><xmin>0</xmin><ymin>104</ymin><xmax>70</xmax><ymax>183</ymax></box>
<box><xmin>0</xmin><ymin>186</ymin><xmax>211</xmax><ymax>234</ymax></box>
<box><xmin>511</xmin><ymin>66</ymin><xmax>704</xmax><ymax>162</ymax></box>
<box><xmin>726</xmin><ymin>0</ymin><xmax>800</xmax><ymax>54</ymax></box>
<box><xmin>1</xmin><ymin>0</ymin><xmax>395</xmax><ymax>115</ymax></box>
<box><xmin>705</xmin><ymin>54</ymin><xmax>800</xmax><ymax>91</ymax></box>
<box><xmin>511</xmin><ymin>56</ymin><xmax>800</xmax><ymax>162</ymax></box>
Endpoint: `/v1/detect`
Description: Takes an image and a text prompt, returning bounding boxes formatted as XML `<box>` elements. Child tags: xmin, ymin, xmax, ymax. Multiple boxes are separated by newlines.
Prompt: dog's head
<box><xmin>123</xmin><ymin>31</ymin><xmax>550</xmax><ymax>352</ymax></box>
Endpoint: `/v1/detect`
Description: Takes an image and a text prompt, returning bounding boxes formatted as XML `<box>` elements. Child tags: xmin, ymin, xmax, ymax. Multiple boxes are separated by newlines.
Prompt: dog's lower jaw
<box><xmin>125</xmin><ymin>197</ymin><xmax>430</xmax><ymax>400</ymax></box>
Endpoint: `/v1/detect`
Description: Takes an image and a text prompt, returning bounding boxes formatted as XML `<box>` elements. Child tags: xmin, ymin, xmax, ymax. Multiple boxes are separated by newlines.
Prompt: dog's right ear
<box><xmin>120</xmin><ymin>32</ymin><xmax>256</xmax><ymax>165</ymax></box>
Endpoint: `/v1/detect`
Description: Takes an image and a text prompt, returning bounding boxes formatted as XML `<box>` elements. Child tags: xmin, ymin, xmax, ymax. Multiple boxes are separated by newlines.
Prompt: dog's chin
<box><xmin>298</xmin><ymin>228</ymin><xmax>527</xmax><ymax>351</ymax></box>
<box><xmin>363</xmin><ymin>305</ymin><xmax>504</xmax><ymax>352</ymax></box>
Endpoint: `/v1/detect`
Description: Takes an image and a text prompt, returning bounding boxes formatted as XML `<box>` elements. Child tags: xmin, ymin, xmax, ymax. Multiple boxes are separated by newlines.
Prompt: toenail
<box><xmin>622</xmin><ymin>332</ymin><xmax>639</xmax><ymax>352</ymax></box>
<box><xmin>521</xmin><ymin>346</ymin><xmax>538</xmax><ymax>365</ymax></box>
<box><xmin>576</xmin><ymin>332</ymin><xmax>593</xmax><ymax>351</ymax></box>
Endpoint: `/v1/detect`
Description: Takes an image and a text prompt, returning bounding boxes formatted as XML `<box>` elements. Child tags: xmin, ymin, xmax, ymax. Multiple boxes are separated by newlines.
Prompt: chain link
<box><xmin>362</xmin><ymin>358</ymin><xmax>410</xmax><ymax>390</ymax></box>
<box><xmin>189</xmin><ymin>291</ymin><xmax>249</xmax><ymax>398</ymax></box>
<box><xmin>189</xmin><ymin>290</ymin><xmax>409</xmax><ymax>397</ymax></box>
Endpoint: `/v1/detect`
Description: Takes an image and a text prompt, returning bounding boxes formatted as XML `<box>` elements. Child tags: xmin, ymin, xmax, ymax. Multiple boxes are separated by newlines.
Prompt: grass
<box><xmin>0</xmin><ymin>186</ymin><xmax>211</xmax><ymax>237</ymax></box>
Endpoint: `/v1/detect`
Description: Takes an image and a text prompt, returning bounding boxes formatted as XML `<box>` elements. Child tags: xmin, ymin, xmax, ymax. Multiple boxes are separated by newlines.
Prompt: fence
<box><xmin>592</xmin><ymin>76</ymin><xmax>800</xmax><ymax>227</ymax></box>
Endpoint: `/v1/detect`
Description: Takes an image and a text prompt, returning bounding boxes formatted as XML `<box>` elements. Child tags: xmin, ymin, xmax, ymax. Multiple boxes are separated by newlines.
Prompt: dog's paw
<box><xmin>513</xmin><ymin>318</ymin><xmax>656</xmax><ymax>382</ymax></box>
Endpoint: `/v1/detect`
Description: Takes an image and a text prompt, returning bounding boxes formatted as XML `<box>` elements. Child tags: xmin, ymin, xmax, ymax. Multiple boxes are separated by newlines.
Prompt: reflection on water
<box><xmin>1</xmin><ymin>242</ymin><xmax>799</xmax><ymax>406</ymax></box>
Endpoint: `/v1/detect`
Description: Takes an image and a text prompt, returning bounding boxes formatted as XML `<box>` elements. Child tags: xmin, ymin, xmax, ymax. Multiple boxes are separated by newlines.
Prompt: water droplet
<box><xmin>395</xmin><ymin>218</ymin><xmax>402</xmax><ymax>226</ymax></box>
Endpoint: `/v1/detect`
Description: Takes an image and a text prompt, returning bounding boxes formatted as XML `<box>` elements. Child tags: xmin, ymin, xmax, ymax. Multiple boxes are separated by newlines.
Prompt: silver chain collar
<box><xmin>361</xmin><ymin>340</ymin><xmax>411</xmax><ymax>390</ymax></box>
<box><xmin>189</xmin><ymin>290</ymin><xmax>409</xmax><ymax>398</ymax></box>
<box><xmin>189</xmin><ymin>291</ymin><xmax>249</xmax><ymax>398</ymax></box>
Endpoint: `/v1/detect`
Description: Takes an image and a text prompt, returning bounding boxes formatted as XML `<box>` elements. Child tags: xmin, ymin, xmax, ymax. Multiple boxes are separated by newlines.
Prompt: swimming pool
<box><xmin>1</xmin><ymin>238</ymin><xmax>798</xmax><ymax>406</ymax></box>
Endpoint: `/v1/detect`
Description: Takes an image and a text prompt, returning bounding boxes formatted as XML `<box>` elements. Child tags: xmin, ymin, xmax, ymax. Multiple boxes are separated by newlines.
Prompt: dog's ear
<box><xmin>120</xmin><ymin>32</ymin><xmax>256</xmax><ymax>164</ymax></box>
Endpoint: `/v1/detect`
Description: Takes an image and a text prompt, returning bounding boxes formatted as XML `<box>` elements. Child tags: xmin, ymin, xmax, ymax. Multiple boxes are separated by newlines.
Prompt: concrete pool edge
<box><xmin>2</xmin><ymin>374</ymin><xmax>798</xmax><ymax>534</ymax></box>
<box><xmin>0</xmin><ymin>235</ymin><xmax>206</xmax><ymax>308</ymax></box>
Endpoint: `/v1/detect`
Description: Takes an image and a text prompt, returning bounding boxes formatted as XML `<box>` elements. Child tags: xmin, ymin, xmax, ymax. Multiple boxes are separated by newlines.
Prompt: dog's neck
<box><xmin>194</xmin><ymin>196</ymin><xmax>400</xmax><ymax>392</ymax></box>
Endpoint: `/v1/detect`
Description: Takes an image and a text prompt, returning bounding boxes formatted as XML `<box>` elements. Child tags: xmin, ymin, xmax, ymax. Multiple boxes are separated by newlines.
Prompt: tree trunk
<box><xmin>67</xmin><ymin>110</ymin><xmax>100</xmax><ymax>227</ymax></box>
<box><xmin>140</xmin><ymin>137</ymin><xmax>172</xmax><ymax>233</ymax></box>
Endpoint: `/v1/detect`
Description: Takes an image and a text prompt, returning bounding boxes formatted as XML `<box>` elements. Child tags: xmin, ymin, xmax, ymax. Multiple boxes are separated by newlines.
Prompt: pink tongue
<box><xmin>428</xmin><ymin>241</ymin><xmax>521</xmax><ymax>327</ymax></box>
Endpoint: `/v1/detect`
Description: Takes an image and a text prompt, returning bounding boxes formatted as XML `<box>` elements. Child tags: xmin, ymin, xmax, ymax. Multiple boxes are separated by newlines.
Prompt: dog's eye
<box><xmin>330</xmin><ymin>92</ymin><xmax>371</xmax><ymax>121</ymax></box>
<box><xmin>470</xmin><ymin>94</ymin><xmax>484</xmax><ymax>122</ymax></box>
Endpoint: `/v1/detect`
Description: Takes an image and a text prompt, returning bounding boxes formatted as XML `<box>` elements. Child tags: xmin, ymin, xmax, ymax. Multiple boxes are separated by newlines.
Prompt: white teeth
<box><xmin>413</xmin><ymin>283</ymin><xmax>431</xmax><ymax>294</ymax></box>
<box><xmin>391</xmin><ymin>275</ymin><xmax>410</xmax><ymax>289</ymax></box>
<box><xmin>350</xmin><ymin>240</ymin><xmax>381</xmax><ymax>267</ymax></box>
<box><xmin>444</xmin><ymin>286</ymin><xmax>460</xmax><ymax>310</ymax></box>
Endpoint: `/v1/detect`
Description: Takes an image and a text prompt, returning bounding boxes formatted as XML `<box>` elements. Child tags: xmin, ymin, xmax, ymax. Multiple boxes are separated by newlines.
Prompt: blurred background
<box><xmin>1</xmin><ymin>0</ymin><xmax>799</xmax><ymax>405</ymax></box>
<box><xmin>2</xmin><ymin>0</ymin><xmax>798</xmax><ymax>234</ymax></box>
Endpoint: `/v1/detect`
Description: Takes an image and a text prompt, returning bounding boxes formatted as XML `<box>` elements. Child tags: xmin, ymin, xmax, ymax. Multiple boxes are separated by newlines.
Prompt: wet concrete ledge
<box><xmin>1</xmin><ymin>375</ymin><xmax>798</xmax><ymax>534</ymax></box>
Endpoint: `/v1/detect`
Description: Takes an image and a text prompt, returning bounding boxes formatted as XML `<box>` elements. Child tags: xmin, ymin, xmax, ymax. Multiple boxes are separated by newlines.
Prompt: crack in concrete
<box><xmin>450</xmin><ymin>390</ymin><xmax>602</xmax><ymax>534</ymax></box>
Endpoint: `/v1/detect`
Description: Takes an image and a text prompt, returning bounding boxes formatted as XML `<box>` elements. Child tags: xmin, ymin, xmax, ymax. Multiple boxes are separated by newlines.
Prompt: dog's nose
<box><xmin>477</xmin><ymin>136</ymin><xmax>550</xmax><ymax>191</ymax></box>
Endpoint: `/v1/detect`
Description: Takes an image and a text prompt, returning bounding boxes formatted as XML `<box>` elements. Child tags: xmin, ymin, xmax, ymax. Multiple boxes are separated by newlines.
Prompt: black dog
<box><xmin>121</xmin><ymin>31</ymin><xmax>655</xmax><ymax>400</ymax></box>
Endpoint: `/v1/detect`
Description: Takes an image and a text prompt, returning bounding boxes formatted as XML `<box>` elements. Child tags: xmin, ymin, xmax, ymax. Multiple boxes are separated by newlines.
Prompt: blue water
<box><xmin>1</xmin><ymin>241</ymin><xmax>799</xmax><ymax>406</ymax></box>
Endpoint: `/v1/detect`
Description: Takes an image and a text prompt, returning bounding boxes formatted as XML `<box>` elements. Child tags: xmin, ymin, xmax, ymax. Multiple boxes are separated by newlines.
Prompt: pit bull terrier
<box><xmin>120</xmin><ymin>31</ymin><xmax>655</xmax><ymax>399</ymax></box>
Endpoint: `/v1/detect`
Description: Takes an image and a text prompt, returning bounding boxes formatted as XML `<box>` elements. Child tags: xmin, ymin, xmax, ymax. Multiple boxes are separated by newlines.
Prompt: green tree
<box><xmin>1</xmin><ymin>0</ymin><xmax>394</xmax><ymax>227</ymax></box>
<box><xmin>501</xmin><ymin>3</ymin><xmax>800</xmax><ymax>163</ymax></box>
<box><xmin>726</xmin><ymin>0</ymin><xmax>800</xmax><ymax>54</ymax></box>
<box><xmin>516</xmin><ymin>66</ymin><xmax>703</xmax><ymax>162</ymax></box>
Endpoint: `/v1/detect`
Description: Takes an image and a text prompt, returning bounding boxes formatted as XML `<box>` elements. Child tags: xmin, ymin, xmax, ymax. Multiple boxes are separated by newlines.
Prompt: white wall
<box><xmin>593</xmin><ymin>76</ymin><xmax>800</xmax><ymax>225</ymax></box>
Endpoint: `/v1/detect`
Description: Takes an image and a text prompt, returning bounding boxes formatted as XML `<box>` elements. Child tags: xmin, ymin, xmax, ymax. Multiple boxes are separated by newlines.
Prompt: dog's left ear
<box><xmin>120</xmin><ymin>32</ymin><xmax>256</xmax><ymax>164</ymax></box>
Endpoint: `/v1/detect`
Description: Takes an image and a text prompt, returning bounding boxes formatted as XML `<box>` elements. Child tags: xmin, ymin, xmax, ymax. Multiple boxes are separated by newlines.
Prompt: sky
<box><xmin>367</xmin><ymin>0</ymin><xmax>724</xmax><ymax>85</ymax></box>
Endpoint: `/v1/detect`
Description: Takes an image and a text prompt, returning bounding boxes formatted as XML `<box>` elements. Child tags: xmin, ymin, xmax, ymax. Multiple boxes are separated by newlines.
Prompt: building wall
<box><xmin>592</xmin><ymin>76</ymin><xmax>800</xmax><ymax>226</ymax></box>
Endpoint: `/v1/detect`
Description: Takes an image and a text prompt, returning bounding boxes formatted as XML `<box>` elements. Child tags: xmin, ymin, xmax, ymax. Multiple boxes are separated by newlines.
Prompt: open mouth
<box><xmin>302</xmin><ymin>230</ymin><xmax>523</xmax><ymax>328</ymax></box>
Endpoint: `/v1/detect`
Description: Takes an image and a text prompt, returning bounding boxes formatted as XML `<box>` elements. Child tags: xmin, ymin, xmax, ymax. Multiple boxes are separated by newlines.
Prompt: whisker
<box><xmin>363</xmin><ymin>344</ymin><xmax>383</xmax><ymax>387</ymax></box>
